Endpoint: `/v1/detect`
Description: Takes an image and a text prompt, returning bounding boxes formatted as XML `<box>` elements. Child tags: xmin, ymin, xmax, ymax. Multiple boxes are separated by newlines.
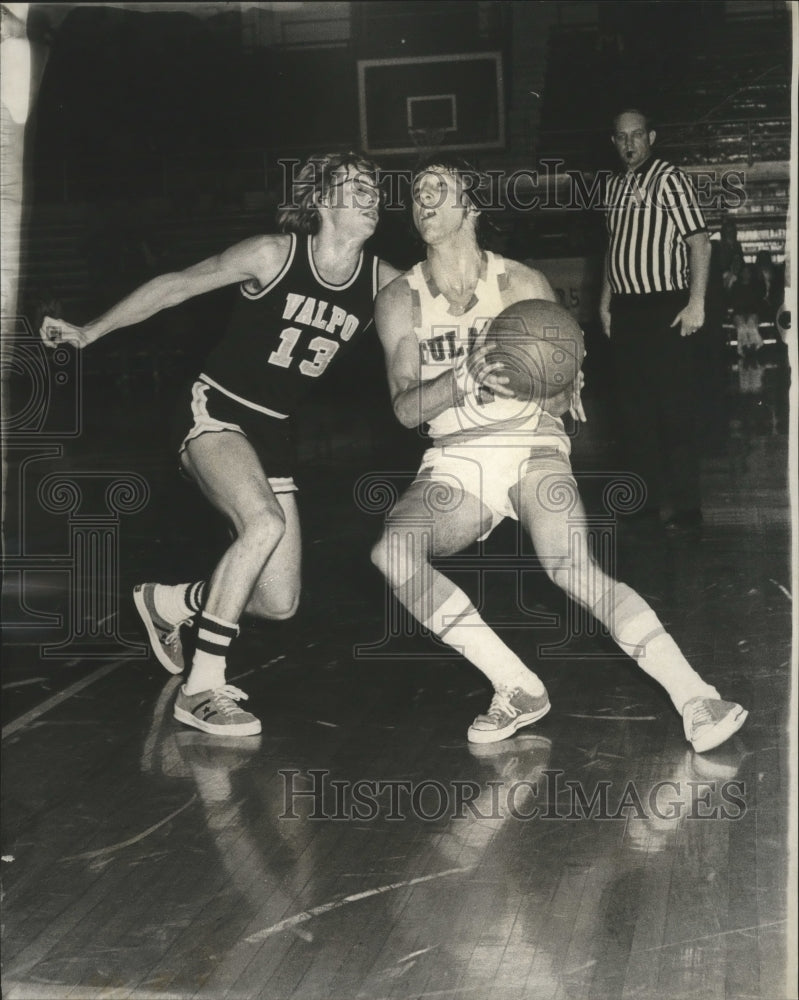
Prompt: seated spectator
<box><xmin>729</xmin><ymin>264</ymin><xmax>766</xmax><ymax>356</ymax></box>
<box><xmin>754</xmin><ymin>250</ymin><xmax>785</xmax><ymax>325</ymax></box>
<box><xmin>718</xmin><ymin>217</ymin><xmax>744</xmax><ymax>294</ymax></box>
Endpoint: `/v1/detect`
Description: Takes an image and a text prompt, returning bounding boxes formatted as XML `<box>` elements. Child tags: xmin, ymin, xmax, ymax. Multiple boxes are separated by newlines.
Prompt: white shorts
<box><xmin>413</xmin><ymin>414</ymin><xmax>572</xmax><ymax>538</ymax></box>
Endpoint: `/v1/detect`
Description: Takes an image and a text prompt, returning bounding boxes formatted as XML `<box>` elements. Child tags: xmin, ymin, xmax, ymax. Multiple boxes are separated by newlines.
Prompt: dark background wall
<box><xmin>12</xmin><ymin>1</ymin><xmax>792</xmax><ymax>471</ymax></box>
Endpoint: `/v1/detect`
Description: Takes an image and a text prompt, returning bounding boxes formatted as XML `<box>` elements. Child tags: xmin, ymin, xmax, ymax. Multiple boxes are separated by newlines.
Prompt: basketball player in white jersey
<box><xmin>371</xmin><ymin>156</ymin><xmax>747</xmax><ymax>753</ymax></box>
<box><xmin>41</xmin><ymin>152</ymin><xmax>401</xmax><ymax>737</ymax></box>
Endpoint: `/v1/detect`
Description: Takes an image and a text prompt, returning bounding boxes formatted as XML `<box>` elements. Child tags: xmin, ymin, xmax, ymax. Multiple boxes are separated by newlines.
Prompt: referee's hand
<box><xmin>599</xmin><ymin>304</ymin><xmax>611</xmax><ymax>338</ymax></box>
<box><xmin>671</xmin><ymin>300</ymin><xmax>705</xmax><ymax>337</ymax></box>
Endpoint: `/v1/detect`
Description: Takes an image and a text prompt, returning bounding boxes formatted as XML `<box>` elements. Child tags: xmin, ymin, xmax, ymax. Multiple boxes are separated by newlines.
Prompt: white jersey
<box><xmin>406</xmin><ymin>251</ymin><xmax>546</xmax><ymax>444</ymax></box>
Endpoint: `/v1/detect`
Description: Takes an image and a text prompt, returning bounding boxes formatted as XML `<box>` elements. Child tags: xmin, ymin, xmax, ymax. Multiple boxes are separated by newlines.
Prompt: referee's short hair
<box><xmin>612</xmin><ymin>108</ymin><xmax>655</xmax><ymax>133</ymax></box>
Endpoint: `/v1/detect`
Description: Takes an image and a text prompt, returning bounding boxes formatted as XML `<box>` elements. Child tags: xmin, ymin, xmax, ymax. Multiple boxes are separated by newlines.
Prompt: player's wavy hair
<box><xmin>277</xmin><ymin>151</ymin><xmax>382</xmax><ymax>235</ymax></box>
<box><xmin>409</xmin><ymin>152</ymin><xmax>497</xmax><ymax>248</ymax></box>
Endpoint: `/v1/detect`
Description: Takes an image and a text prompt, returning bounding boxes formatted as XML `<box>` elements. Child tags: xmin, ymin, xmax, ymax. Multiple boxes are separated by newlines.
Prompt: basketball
<box><xmin>483</xmin><ymin>299</ymin><xmax>585</xmax><ymax>402</ymax></box>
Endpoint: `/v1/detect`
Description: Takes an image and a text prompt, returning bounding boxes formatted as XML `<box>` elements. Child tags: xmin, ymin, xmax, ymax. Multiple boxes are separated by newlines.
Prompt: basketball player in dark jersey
<box><xmin>41</xmin><ymin>152</ymin><xmax>401</xmax><ymax>737</ymax></box>
<box><xmin>371</xmin><ymin>156</ymin><xmax>746</xmax><ymax>754</ymax></box>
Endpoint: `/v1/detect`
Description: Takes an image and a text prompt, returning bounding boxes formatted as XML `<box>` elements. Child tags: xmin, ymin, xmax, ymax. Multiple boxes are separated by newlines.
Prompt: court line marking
<box><xmin>634</xmin><ymin>918</ymin><xmax>787</xmax><ymax>953</ymax></box>
<box><xmin>245</xmin><ymin>865</ymin><xmax>473</xmax><ymax>942</ymax></box>
<box><xmin>2</xmin><ymin>987</ymin><xmax>192</xmax><ymax>1000</ymax></box>
<box><xmin>61</xmin><ymin>794</ymin><xmax>198</xmax><ymax>862</ymax></box>
<box><xmin>565</xmin><ymin>714</ymin><xmax>658</xmax><ymax>721</ymax></box>
<box><xmin>1</xmin><ymin>660</ymin><xmax>128</xmax><ymax>741</ymax></box>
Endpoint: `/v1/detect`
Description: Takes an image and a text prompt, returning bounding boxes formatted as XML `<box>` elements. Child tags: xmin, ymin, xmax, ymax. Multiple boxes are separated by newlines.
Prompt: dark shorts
<box><xmin>171</xmin><ymin>379</ymin><xmax>297</xmax><ymax>493</ymax></box>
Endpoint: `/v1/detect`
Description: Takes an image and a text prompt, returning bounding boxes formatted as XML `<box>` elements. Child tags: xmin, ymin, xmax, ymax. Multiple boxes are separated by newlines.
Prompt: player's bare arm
<box><xmin>501</xmin><ymin>259</ymin><xmax>559</xmax><ymax>307</ymax></box>
<box><xmin>375</xmin><ymin>276</ymin><xmax>451</xmax><ymax>429</ymax></box>
<box><xmin>375</xmin><ymin>275</ymin><xmax>513</xmax><ymax>429</ymax></box>
<box><xmin>376</xmin><ymin>259</ymin><xmax>403</xmax><ymax>291</ymax></box>
<box><xmin>40</xmin><ymin>234</ymin><xmax>294</xmax><ymax>350</ymax></box>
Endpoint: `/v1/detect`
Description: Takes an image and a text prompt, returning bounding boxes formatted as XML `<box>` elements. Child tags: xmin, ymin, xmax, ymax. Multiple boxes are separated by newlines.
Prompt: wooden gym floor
<box><xmin>2</xmin><ymin>357</ymin><xmax>795</xmax><ymax>1000</ymax></box>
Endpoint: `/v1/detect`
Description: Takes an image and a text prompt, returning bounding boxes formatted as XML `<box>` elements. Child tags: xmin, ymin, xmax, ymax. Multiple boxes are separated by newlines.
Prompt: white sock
<box><xmin>153</xmin><ymin>581</ymin><xmax>205</xmax><ymax>626</ymax></box>
<box><xmin>594</xmin><ymin>584</ymin><xmax>720</xmax><ymax>713</ymax></box>
<box><xmin>184</xmin><ymin>610</ymin><xmax>238</xmax><ymax>695</ymax></box>
<box><xmin>425</xmin><ymin>588</ymin><xmax>547</xmax><ymax>697</ymax></box>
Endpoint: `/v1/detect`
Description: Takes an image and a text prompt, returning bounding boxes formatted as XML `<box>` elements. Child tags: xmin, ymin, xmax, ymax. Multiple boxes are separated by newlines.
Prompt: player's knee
<box><xmin>371</xmin><ymin>534</ymin><xmax>390</xmax><ymax>578</ymax></box>
<box><xmin>548</xmin><ymin>564</ymin><xmax>571</xmax><ymax>594</ymax></box>
<box><xmin>548</xmin><ymin>559</ymin><xmax>594</xmax><ymax>604</ymax></box>
<box><xmin>246</xmin><ymin>580</ymin><xmax>300</xmax><ymax>621</ymax></box>
<box><xmin>240</xmin><ymin>505</ymin><xmax>287</xmax><ymax>553</ymax></box>
<box><xmin>265</xmin><ymin>593</ymin><xmax>300</xmax><ymax>620</ymax></box>
<box><xmin>371</xmin><ymin>533</ymin><xmax>414</xmax><ymax>587</ymax></box>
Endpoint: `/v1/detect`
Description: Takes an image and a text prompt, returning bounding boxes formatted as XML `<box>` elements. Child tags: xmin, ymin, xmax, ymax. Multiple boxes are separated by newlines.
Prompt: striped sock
<box><xmin>153</xmin><ymin>581</ymin><xmax>206</xmax><ymax>626</ymax></box>
<box><xmin>184</xmin><ymin>611</ymin><xmax>239</xmax><ymax>695</ymax></box>
<box><xmin>184</xmin><ymin>581</ymin><xmax>206</xmax><ymax>614</ymax></box>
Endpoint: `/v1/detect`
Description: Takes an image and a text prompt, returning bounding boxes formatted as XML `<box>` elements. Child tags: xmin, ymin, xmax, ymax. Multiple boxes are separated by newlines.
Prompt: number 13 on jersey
<box><xmin>269</xmin><ymin>326</ymin><xmax>340</xmax><ymax>378</ymax></box>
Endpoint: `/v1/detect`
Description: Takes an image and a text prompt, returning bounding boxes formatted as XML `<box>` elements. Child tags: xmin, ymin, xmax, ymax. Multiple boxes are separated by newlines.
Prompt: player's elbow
<box><xmin>392</xmin><ymin>395</ymin><xmax>419</xmax><ymax>429</ymax></box>
<box><xmin>394</xmin><ymin>406</ymin><xmax>418</xmax><ymax>429</ymax></box>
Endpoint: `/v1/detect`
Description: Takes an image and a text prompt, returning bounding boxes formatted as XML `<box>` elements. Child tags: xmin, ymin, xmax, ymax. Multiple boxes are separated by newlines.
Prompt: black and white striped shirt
<box><xmin>605</xmin><ymin>157</ymin><xmax>707</xmax><ymax>295</ymax></box>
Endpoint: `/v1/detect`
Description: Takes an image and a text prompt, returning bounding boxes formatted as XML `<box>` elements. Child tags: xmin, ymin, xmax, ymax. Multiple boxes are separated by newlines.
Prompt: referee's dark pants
<box><xmin>610</xmin><ymin>291</ymin><xmax>701</xmax><ymax>517</ymax></box>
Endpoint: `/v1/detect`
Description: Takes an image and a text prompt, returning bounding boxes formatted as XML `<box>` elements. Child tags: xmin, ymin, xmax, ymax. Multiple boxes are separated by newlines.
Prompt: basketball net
<box><xmin>407</xmin><ymin>126</ymin><xmax>448</xmax><ymax>156</ymax></box>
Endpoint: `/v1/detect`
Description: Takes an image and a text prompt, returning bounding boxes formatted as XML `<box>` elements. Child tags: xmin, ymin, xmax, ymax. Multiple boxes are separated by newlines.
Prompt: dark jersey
<box><xmin>200</xmin><ymin>233</ymin><xmax>380</xmax><ymax>417</ymax></box>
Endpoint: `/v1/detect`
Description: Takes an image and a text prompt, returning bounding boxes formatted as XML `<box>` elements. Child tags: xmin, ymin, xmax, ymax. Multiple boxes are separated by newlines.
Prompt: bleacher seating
<box><xmin>532</xmin><ymin>10</ymin><xmax>790</xmax><ymax>267</ymax></box>
<box><xmin>539</xmin><ymin>11</ymin><xmax>791</xmax><ymax>169</ymax></box>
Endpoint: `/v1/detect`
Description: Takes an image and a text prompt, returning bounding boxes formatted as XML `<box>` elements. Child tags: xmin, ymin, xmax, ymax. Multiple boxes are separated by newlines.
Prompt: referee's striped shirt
<box><xmin>605</xmin><ymin>157</ymin><xmax>707</xmax><ymax>295</ymax></box>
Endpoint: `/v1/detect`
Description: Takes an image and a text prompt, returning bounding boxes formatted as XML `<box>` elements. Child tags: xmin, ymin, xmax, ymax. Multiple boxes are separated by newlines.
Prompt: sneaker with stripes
<box><xmin>682</xmin><ymin>697</ymin><xmax>748</xmax><ymax>753</ymax></box>
<box><xmin>174</xmin><ymin>684</ymin><xmax>262</xmax><ymax>737</ymax></box>
<box><xmin>134</xmin><ymin>583</ymin><xmax>192</xmax><ymax>674</ymax></box>
<box><xmin>467</xmin><ymin>688</ymin><xmax>551</xmax><ymax>744</ymax></box>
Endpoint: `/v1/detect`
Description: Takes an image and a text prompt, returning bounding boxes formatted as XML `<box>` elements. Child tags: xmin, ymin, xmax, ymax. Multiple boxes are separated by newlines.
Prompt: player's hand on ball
<box><xmin>544</xmin><ymin>370</ymin><xmax>586</xmax><ymax>420</ymax></box>
<box><xmin>454</xmin><ymin>342</ymin><xmax>514</xmax><ymax>402</ymax></box>
<box><xmin>473</xmin><ymin>342</ymin><xmax>516</xmax><ymax>398</ymax></box>
<box><xmin>40</xmin><ymin>317</ymin><xmax>92</xmax><ymax>350</ymax></box>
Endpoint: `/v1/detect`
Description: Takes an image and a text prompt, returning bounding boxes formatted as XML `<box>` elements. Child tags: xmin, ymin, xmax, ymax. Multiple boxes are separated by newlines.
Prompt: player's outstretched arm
<box><xmin>40</xmin><ymin>234</ymin><xmax>292</xmax><ymax>350</ymax></box>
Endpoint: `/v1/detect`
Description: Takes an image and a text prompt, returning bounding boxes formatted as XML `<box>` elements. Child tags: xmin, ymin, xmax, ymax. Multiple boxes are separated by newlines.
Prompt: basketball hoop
<box><xmin>407</xmin><ymin>126</ymin><xmax>448</xmax><ymax>155</ymax></box>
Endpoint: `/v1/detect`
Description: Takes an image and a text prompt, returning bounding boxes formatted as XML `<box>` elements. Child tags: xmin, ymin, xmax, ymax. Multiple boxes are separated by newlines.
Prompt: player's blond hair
<box><xmin>277</xmin><ymin>151</ymin><xmax>381</xmax><ymax>235</ymax></box>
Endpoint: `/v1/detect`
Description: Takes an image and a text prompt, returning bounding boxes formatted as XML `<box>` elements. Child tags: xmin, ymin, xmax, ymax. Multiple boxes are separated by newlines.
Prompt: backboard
<box><xmin>357</xmin><ymin>51</ymin><xmax>505</xmax><ymax>156</ymax></box>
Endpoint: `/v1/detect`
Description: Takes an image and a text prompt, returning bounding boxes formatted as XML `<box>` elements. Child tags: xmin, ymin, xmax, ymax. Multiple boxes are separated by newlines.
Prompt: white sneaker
<box><xmin>683</xmin><ymin>697</ymin><xmax>748</xmax><ymax>753</ymax></box>
<box><xmin>467</xmin><ymin>688</ymin><xmax>551</xmax><ymax>744</ymax></box>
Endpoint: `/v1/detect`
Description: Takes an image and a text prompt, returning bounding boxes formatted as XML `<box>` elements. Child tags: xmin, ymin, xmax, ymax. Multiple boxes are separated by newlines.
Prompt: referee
<box><xmin>599</xmin><ymin>108</ymin><xmax>711</xmax><ymax>532</ymax></box>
